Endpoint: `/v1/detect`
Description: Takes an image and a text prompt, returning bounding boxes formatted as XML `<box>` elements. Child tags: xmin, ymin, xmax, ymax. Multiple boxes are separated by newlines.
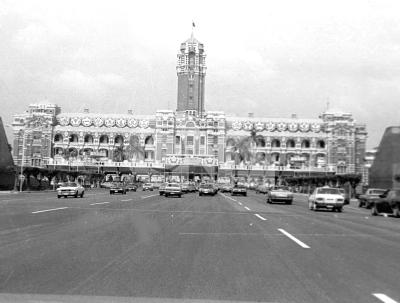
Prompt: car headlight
<box><xmin>337</xmin><ymin>198</ymin><xmax>344</xmax><ymax>202</ymax></box>
<box><xmin>316</xmin><ymin>197</ymin><xmax>324</xmax><ymax>202</ymax></box>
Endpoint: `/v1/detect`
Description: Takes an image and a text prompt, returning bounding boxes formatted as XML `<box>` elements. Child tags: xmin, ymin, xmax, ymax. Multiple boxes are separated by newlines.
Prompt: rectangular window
<box><xmin>175</xmin><ymin>136</ymin><xmax>180</xmax><ymax>145</ymax></box>
<box><xmin>187</xmin><ymin>136</ymin><xmax>194</xmax><ymax>146</ymax></box>
<box><xmin>200</xmin><ymin>136</ymin><xmax>205</xmax><ymax>145</ymax></box>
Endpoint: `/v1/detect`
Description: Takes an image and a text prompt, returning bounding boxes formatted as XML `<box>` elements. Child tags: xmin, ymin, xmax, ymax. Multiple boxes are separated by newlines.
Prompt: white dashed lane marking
<box><xmin>121</xmin><ymin>199</ymin><xmax>132</xmax><ymax>202</ymax></box>
<box><xmin>32</xmin><ymin>207</ymin><xmax>68</xmax><ymax>214</ymax></box>
<box><xmin>373</xmin><ymin>293</ymin><xmax>398</xmax><ymax>303</ymax></box>
<box><xmin>278</xmin><ymin>228</ymin><xmax>310</xmax><ymax>249</ymax></box>
<box><xmin>142</xmin><ymin>194</ymin><xmax>158</xmax><ymax>199</ymax></box>
<box><xmin>238</xmin><ymin>202</ymin><xmax>243</xmax><ymax>206</ymax></box>
<box><xmin>254</xmin><ymin>214</ymin><xmax>267</xmax><ymax>221</ymax></box>
<box><xmin>89</xmin><ymin>202</ymin><xmax>110</xmax><ymax>206</ymax></box>
<box><xmin>244</xmin><ymin>206</ymin><xmax>251</xmax><ymax>211</ymax></box>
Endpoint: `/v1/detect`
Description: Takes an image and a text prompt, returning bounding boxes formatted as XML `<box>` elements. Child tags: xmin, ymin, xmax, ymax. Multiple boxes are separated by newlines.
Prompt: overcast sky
<box><xmin>1</xmin><ymin>0</ymin><xmax>400</xmax><ymax>148</ymax></box>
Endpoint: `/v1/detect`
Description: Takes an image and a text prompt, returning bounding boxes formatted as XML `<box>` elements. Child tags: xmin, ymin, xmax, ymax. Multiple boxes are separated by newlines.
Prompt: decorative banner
<box><xmin>243</xmin><ymin>121</ymin><xmax>253</xmax><ymax>131</ymax></box>
<box><xmin>94</xmin><ymin>117</ymin><xmax>104</xmax><ymax>127</ymax></box>
<box><xmin>232</xmin><ymin>121</ymin><xmax>242</xmax><ymax>131</ymax></box>
<box><xmin>58</xmin><ymin>116</ymin><xmax>70</xmax><ymax>126</ymax></box>
<box><xmin>276</xmin><ymin>122</ymin><xmax>287</xmax><ymax>132</ymax></box>
<box><xmin>288</xmin><ymin>122</ymin><xmax>298</xmax><ymax>132</ymax></box>
<box><xmin>299</xmin><ymin>122</ymin><xmax>310</xmax><ymax>132</ymax></box>
<box><xmin>255</xmin><ymin>122</ymin><xmax>264</xmax><ymax>131</ymax></box>
<box><xmin>82</xmin><ymin>117</ymin><xmax>92</xmax><ymax>127</ymax></box>
<box><xmin>127</xmin><ymin>118</ymin><xmax>138</xmax><ymax>128</ymax></box>
<box><xmin>116</xmin><ymin>118</ymin><xmax>127</xmax><ymax>128</ymax></box>
<box><xmin>266</xmin><ymin>121</ymin><xmax>275</xmax><ymax>131</ymax></box>
<box><xmin>139</xmin><ymin>120</ymin><xmax>149</xmax><ymax>128</ymax></box>
<box><xmin>311</xmin><ymin>123</ymin><xmax>321</xmax><ymax>132</ymax></box>
<box><xmin>105</xmin><ymin>118</ymin><xmax>115</xmax><ymax>127</ymax></box>
<box><xmin>70</xmin><ymin>117</ymin><xmax>82</xmax><ymax>127</ymax></box>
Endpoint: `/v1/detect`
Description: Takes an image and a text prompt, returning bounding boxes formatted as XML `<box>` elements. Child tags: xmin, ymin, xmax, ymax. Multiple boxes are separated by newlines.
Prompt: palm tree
<box><xmin>113</xmin><ymin>145</ymin><xmax>124</xmax><ymax>162</ymax></box>
<box><xmin>230</xmin><ymin>128</ymin><xmax>261</xmax><ymax>165</ymax></box>
<box><xmin>124</xmin><ymin>135</ymin><xmax>145</xmax><ymax>162</ymax></box>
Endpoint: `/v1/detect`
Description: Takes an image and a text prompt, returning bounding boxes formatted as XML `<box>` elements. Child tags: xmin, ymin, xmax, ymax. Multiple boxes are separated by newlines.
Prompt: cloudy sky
<box><xmin>1</xmin><ymin>0</ymin><xmax>400</xmax><ymax>148</ymax></box>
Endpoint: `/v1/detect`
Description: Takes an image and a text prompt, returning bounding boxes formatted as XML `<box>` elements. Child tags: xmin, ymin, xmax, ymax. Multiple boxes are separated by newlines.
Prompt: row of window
<box><xmin>53</xmin><ymin>134</ymin><xmax>155</xmax><ymax>145</ymax></box>
<box><xmin>226</xmin><ymin>138</ymin><xmax>326</xmax><ymax>149</ymax></box>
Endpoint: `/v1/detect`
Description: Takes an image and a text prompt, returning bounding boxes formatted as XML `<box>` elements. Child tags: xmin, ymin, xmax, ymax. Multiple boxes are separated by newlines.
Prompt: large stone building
<box><xmin>11</xmin><ymin>33</ymin><xmax>367</xmax><ymax>181</ymax></box>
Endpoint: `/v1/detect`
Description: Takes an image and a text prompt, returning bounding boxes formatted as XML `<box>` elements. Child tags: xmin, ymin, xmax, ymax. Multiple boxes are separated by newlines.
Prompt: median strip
<box><xmin>32</xmin><ymin>207</ymin><xmax>68</xmax><ymax>214</ymax></box>
<box><xmin>278</xmin><ymin>228</ymin><xmax>310</xmax><ymax>249</ymax></box>
<box><xmin>255</xmin><ymin>214</ymin><xmax>267</xmax><ymax>221</ymax></box>
<box><xmin>89</xmin><ymin>202</ymin><xmax>110</xmax><ymax>206</ymax></box>
<box><xmin>373</xmin><ymin>293</ymin><xmax>398</xmax><ymax>303</ymax></box>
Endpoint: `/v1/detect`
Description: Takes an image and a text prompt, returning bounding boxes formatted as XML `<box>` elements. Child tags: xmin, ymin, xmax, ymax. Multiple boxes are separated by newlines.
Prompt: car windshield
<box><xmin>273</xmin><ymin>187</ymin><xmax>289</xmax><ymax>191</ymax></box>
<box><xmin>317</xmin><ymin>188</ymin><xmax>340</xmax><ymax>195</ymax></box>
<box><xmin>167</xmin><ymin>183</ymin><xmax>179</xmax><ymax>187</ymax></box>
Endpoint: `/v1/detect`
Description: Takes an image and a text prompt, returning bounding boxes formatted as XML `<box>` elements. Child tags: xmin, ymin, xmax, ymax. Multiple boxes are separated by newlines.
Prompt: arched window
<box><xmin>286</xmin><ymin>139</ymin><xmax>296</xmax><ymax>148</ymax></box>
<box><xmin>114</xmin><ymin>135</ymin><xmax>124</xmax><ymax>145</ymax></box>
<box><xmin>69</xmin><ymin>134</ymin><xmax>79</xmax><ymax>143</ymax></box>
<box><xmin>54</xmin><ymin>134</ymin><xmax>63</xmax><ymax>142</ymax></box>
<box><xmin>255</xmin><ymin>136</ymin><xmax>266</xmax><ymax>147</ymax></box>
<box><xmin>317</xmin><ymin>140</ymin><xmax>326</xmax><ymax>149</ymax></box>
<box><xmin>84</xmin><ymin>134</ymin><xmax>94</xmax><ymax>143</ymax></box>
<box><xmin>271</xmin><ymin>139</ymin><xmax>281</xmax><ymax>148</ymax></box>
<box><xmin>301</xmin><ymin>139</ymin><xmax>310</xmax><ymax>148</ymax></box>
<box><xmin>99</xmin><ymin>135</ymin><xmax>109</xmax><ymax>144</ymax></box>
<box><xmin>145</xmin><ymin>136</ymin><xmax>154</xmax><ymax>145</ymax></box>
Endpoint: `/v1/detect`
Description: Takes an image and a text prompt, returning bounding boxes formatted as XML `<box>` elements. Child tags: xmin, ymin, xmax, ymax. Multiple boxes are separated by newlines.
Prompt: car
<box><xmin>159</xmin><ymin>183</ymin><xmax>167</xmax><ymax>195</ymax></box>
<box><xmin>220</xmin><ymin>184</ymin><xmax>233</xmax><ymax>193</ymax></box>
<box><xmin>358</xmin><ymin>188</ymin><xmax>387</xmax><ymax>208</ymax></box>
<box><xmin>126</xmin><ymin>183</ymin><xmax>138</xmax><ymax>192</ymax></box>
<box><xmin>308</xmin><ymin>186</ymin><xmax>345</xmax><ymax>212</ymax></box>
<box><xmin>370</xmin><ymin>189</ymin><xmax>400</xmax><ymax>217</ymax></box>
<box><xmin>187</xmin><ymin>182</ymin><xmax>197</xmax><ymax>192</ymax></box>
<box><xmin>181</xmin><ymin>182</ymin><xmax>190</xmax><ymax>193</ymax></box>
<box><xmin>110</xmin><ymin>182</ymin><xmax>127</xmax><ymax>194</ymax></box>
<box><xmin>164</xmin><ymin>182</ymin><xmax>182</xmax><ymax>198</ymax></box>
<box><xmin>255</xmin><ymin>184</ymin><xmax>269</xmax><ymax>194</ymax></box>
<box><xmin>199</xmin><ymin>183</ymin><xmax>217</xmax><ymax>196</ymax></box>
<box><xmin>57</xmin><ymin>182</ymin><xmax>85</xmax><ymax>198</ymax></box>
<box><xmin>267</xmin><ymin>186</ymin><xmax>293</xmax><ymax>204</ymax></box>
<box><xmin>100</xmin><ymin>181</ymin><xmax>113</xmax><ymax>188</ymax></box>
<box><xmin>142</xmin><ymin>183</ymin><xmax>154</xmax><ymax>191</ymax></box>
<box><xmin>231</xmin><ymin>185</ymin><xmax>247</xmax><ymax>196</ymax></box>
<box><xmin>337</xmin><ymin>188</ymin><xmax>350</xmax><ymax>205</ymax></box>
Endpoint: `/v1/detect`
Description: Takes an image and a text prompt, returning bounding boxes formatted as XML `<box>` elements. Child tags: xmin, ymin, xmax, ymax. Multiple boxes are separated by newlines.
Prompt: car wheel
<box><xmin>394</xmin><ymin>207</ymin><xmax>400</xmax><ymax>218</ymax></box>
<box><xmin>267</xmin><ymin>197</ymin><xmax>271</xmax><ymax>204</ymax></box>
<box><xmin>199</xmin><ymin>193</ymin><xmax>202</xmax><ymax>196</ymax></box>
<box><xmin>366</xmin><ymin>202</ymin><xmax>372</xmax><ymax>209</ymax></box>
<box><xmin>244</xmin><ymin>193</ymin><xmax>247</xmax><ymax>196</ymax></box>
<box><xmin>178</xmin><ymin>195</ymin><xmax>181</xmax><ymax>198</ymax></box>
<box><xmin>358</xmin><ymin>200</ymin><xmax>363</xmax><ymax>207</ymax></box>
<box><xmin>57</xmin><ymin>195</ymin><xmax>61</xmax><ymax>199</ymax></box>
<box><xmin>286</xmin><ymin>201</ymin><xmax>292</xmax><ymax>205</ymax></box>
<box><xmin>159</xmin><ymin>192</ymin><xmax>163</xmax><ymax>196</ymax></box>
<box><xmin>80</xmin><ymin>191</ymin><xmax>84</xmax><ymax>198</ymax></box>
<box><xmin>74</xmin><ymin>191</ymin><xmax>78</xmax><ymax>198</ymax></box>
<box><xmin>308</xmin><ymin>201</ymin><xmax>313</xmax><ymax>210</ymax></box>
<box><xmin>337</xmin><ymin>207</ymin><xmax>343</xmax><ymax>212</ymax></box>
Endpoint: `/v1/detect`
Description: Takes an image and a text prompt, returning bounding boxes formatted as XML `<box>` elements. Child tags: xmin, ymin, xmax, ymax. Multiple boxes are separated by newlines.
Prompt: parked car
<box><xmin>110</xmin><ymin>182</ymin><xmax>127</xmax><ymax>195</ymax></box>
<box><xmin>142</xmin><ymin>183</ymin><xmax>154</xmax><ymax>191</ymax></box>
<box><xmin>308</xmin><ymin>186</ymin><xmax>344</xmax><ymax>212</ymax></box>
<box><xmin>231</xmin><ymin>184</ymin><xmax>247</xmax><ymax>196</ymax></box>
<box><xmin>267</xmin><ymin>186</ymin><xmax>293</xmax><ymax>204</ymax></box>
<box><xmin>181</xmin><ymin>182</ymin><xmax>190</xmax><ymax>193</ymax></box>
<box><xmin>371</xmin><ymin>189</ymin><xmax>400</xmax><ymax>217</ymax></box>
<box><xmin>159</xmin><ymin>183</ymin><xmax>167</xmax><ymax>195</ymax></box>
<box><xmin>256</xmin><ymin>184</ymin><xmax>269</xmax><ymax>194</ymax></box>
<box><xmin>337</xmin><ymin>188</ymin><xmax>350</xmax><ymax>205</ymax></box>
<box><xmin>57</xmin><ymin>182</ymin><xmax>85</xmax><ymax>198</ymax></box>
<box><xmin>164</xmin><ymin>182</ymin><xmax>182</xmax><ymax>198</ymax></box>
<box><xmin>126</xmin><ymin>183</ymin><xmax>138</xmax><ymax>192</ymax></box>
<box><xmin>358</xmin><ymin>188</ymin><xmax>387</xmax><ymax>208</ymax></box>
<box><xmin>100</xmin><ymin>181</ymin><xmax>113</xmax><ymax>189</ymax></box>
<box><xmin>199</xmin><ymin>183</ymin><xmax>217</xmax><ymax>196</ymax></box>
<box><xmin>187</xmin><ymin>182</ymin><xmax>197</xmax><ymax>192</ymax></box>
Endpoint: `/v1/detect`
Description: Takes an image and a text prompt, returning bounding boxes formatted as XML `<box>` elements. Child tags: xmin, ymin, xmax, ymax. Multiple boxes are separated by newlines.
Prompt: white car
<box><xmin>309</xmin><ymin>187</ymin><xmax>344</xmax><ymax>212</ymax></box>
<box><xmin>57</xmin><ymin>182</ymin><xmax>85</xmax><ymax>198</ymax></box>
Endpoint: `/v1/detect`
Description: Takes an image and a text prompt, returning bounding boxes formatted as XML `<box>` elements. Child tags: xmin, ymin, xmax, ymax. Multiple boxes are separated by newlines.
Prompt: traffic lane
<box><xmin>220</xmin><ymin>191</ymin><xmax>400</xmax><ymax>302</ymax></box>
<box><xmin>65</xmin><ymin>193</ymin><xmax>339</xmax><ymax>302</ymax></box>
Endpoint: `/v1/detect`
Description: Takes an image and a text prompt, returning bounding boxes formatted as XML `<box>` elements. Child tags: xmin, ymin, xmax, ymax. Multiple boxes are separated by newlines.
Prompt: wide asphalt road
<box><xmin>0</xmin><ymin>188</ymin><xmax>399</xmax><ymax>303</ymax></box>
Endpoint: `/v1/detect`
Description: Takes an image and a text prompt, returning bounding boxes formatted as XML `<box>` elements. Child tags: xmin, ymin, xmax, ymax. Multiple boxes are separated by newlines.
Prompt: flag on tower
<box><xmin>192</xmin><ymin>22</ymin><xmax>195</xmax><ymax>27</ymax></box>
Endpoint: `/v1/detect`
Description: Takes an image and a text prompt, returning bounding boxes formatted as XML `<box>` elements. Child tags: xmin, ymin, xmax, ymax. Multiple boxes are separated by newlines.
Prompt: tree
<box><xmin>124</xmin><ymin>135</ymin><xmax>144</xmax><ymax>162</ymax></box>
<box><xmin>230</xmin><ymin>128</ymin><xmax>260</xmax><ymax>165</ymax></box>
<box><xmin>113</xmin><ymin>145</ymin><xmax>124</xmax><ymax>162</ymax></box>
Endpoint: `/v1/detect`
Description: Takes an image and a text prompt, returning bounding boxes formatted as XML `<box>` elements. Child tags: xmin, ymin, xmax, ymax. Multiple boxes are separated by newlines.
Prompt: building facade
<box><xmin>11</xmin><ymin>34</ymin><xmax>367</xmax><ymax>180</ymax></box>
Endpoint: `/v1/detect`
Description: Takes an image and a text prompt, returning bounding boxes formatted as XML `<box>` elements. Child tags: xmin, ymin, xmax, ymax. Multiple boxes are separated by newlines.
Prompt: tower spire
<box><xmin>191</xmin><ymin>21</ymin><xmax>195</xmax><ymax>40</ymax></box>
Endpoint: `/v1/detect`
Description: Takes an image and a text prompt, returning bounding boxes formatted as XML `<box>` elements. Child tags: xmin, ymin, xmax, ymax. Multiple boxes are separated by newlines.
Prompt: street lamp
<box><xmin>19</xmin><ymin>128</ymin><xmax>29</xmax><ymax>192</ymax></box>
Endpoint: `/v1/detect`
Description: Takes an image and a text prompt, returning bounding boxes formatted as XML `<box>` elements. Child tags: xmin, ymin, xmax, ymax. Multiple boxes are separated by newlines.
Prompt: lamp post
<box><xmin>19</xmin><ymin>128</ymin><xmax>29</xmax><ymax>192</ymax></box>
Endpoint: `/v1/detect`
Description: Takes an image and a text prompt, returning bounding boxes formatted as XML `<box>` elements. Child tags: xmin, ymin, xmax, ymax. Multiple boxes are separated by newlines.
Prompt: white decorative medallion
<box><xmin>266</xmin><ymin>122</ymin><xmax>275</xmax><ymax>131</ymax></box>
<box><xmin>299</xmin><ymin>122</ymin><xmax>310</xmax><ymax>132</ymax></box>
<box><xmin>243</xmin><ymin>121</ymin><xmax>253</xmax><ymax>131</ymax></box>
<box><xmin>127</xmin><ymin>118</ymin><xmax>138</xmax><ymax>128</ymax></box>
<box><xmin>288</xmin><ymin>122</ymin><xmax>298</xmax><ymax>132</ymax></box>
<box><xmin>105</xmin><ymin>118</ymin><xmax>115</xmax><ymax>127</ymax></box>
<box><xmin>58</xmin><ymin>116</ymin><xmax>70</xmax><ymax>126</ymax></box>
<box><xmin>311</xmin><ymin>123</ymin><xmax>321</xmax><ymax>132</ymax></box>
<box><xmin>82</xmin><ymin>117</ymin><xmax>92</xmax><ymax>127</ymax></box>
<box><xmin>139</xmin><ymin>120</ymin><xmax>149</xmax><ymax>128</ymax></box>
<box><xmin>276</xmin><ymin>122</ymin><xmax>287</xmax><ymax>132</ymax></box>
<box><xmin>255</xmin><ymin>122</ymin><xmax>264</xmax><ymax>131</ymax></box>
<box><xmin>94</xmin><ymin>117</ymin><xmax>104</xmax><ymax>127</ymax></box>
<box><xmin>70</xmin><ymin>117</ymin><xmax>81</xmax><ymax>127</ymax></box>
<box><xmin>232</xmin><ymin>121</ymin><xmax>242</xmax><ymax>131</ymax></box>
<box><xmin>116</xmin><ymin>118</ymin><xmax>126</xmax><ymax>128</ymax></box>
